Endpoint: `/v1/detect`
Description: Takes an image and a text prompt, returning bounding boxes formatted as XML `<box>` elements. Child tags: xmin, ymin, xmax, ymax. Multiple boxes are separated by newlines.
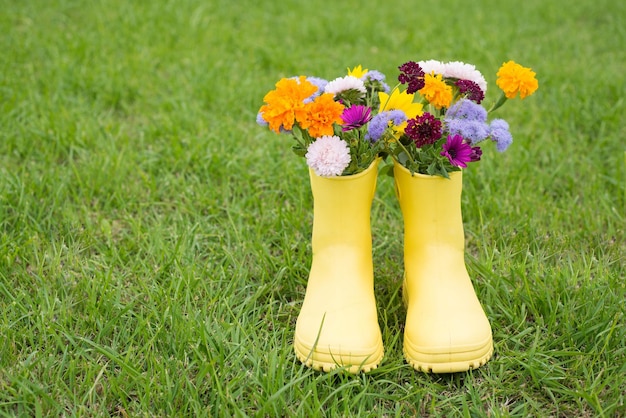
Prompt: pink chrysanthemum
<box><xmin>305</xmin><ymin>135</ymin><xmax>352</xmax><ymax>177</ymax></box>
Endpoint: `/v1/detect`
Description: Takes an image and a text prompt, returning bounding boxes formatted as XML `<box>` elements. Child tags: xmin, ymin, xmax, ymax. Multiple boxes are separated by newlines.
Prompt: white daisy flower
<box><xmin>324</xmin><ymin>76</ymin><xmax>366</xmax><ymax>96</ymax></box>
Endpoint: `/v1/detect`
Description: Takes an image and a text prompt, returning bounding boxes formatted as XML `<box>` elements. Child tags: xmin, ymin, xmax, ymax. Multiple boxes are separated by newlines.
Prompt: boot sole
<box><xmin>294</xmin><ymin>339</ymin><xmax>384</xmax><ymax>374</ymax></box>
<box><xmin>402</xmin><ymin>280</ymin><xmax>493</xmax><ymax>373</ymax></box>
<box><xmin>403</xmin><ymin>337</ymin><xmax>493</xmax><ymax>373</ymax></box>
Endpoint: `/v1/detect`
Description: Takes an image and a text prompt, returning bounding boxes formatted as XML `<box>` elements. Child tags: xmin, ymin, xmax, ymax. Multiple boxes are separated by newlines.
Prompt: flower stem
<box><xmin>395</xmin><ymin>139</ymin><xmax>417</xmax><ymax>166</ymax></box>
<box><xmin>488</xmin><ymin>92</ymin><xmax>508</xmax><ymax>113</ymax></box>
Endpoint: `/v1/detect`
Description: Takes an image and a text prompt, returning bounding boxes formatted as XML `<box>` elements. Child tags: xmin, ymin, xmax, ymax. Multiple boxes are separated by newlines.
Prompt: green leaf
<box><xmin>437</xmin><ymin>164</ymin><xmax>451</xmax><ymax>179</ymax></box>
<box><xmin>426</xmin><ymin>161</ymin><xmax>438</xmax><ymax>176</ymax></box>
<box><xmin>379</xmin><ymin>163</ymin><xmax>394</xmax><ymax>178</ymax></box>
<box><xmin>397</xmin><ymin>152</ymin><xmax>409</xmax><ymax>166</ymax></box>
<box><xmin>292</xmin><ymin>124</ymin><xmax>304</xmax><ymax>142</ymax></box>
<box><xmin>336</xmin><ymin>89</ymin><xmax>366</xmax><ymax>106</ymax></box>
<box><xmin>292</xmin><ymin>145</ymin><xmax>306</xmax><ymax>157</ymax></box>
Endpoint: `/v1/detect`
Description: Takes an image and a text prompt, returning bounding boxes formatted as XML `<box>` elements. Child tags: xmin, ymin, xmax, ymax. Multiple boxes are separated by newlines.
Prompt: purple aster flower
<box><xmin>366</xmin><ymin>110</ymin><xmax>407</xmax><ymax>142</ymax></box>
<box><xmin>489</xmin><ymin>119</ymin><xmax>513</xmax><ymax>152</ymax></box>
<box><xmin>405</xmin><ymin>112</ymin><xmax>443</xmax><ymax>148</ymax></box>
<box><xmin>469</xmin><ymin>146</ymin><xmax>483</xmax><ymax>162</ymax></box>
<box><xmin>456</xmin><ymin>79</ymin><xmax>485</xmax><ymax>104</ymax></box>
<box><xmin>341</xmin><ymin>105</ymin><xmax>372</xmax><ymax>131</ymax></box>
<box><xmin>441</xmin><ymin>134</ymin><xmax>473</xmax><ymax>168</ymax></box>
<box><xmin>445</xmin><ymin>99</ymin><xmax>488</xmax><ymax>122</ymax></box>
<box><xmin>398</xmin><ymin>61</ymin><xmax>425</xmax><ymax>94</ymax></box>
<box><xmin>446</xmin><ymin>119</ymin><xmax>490</xmax><ymax>145</ymax></box>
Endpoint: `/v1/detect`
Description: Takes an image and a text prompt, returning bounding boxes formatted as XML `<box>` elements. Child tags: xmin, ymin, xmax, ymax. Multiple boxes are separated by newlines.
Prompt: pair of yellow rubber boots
<box><xmin>293</xmin><ymin>160</ymin><xmax>493</xmax><ymax>373</ymax></box>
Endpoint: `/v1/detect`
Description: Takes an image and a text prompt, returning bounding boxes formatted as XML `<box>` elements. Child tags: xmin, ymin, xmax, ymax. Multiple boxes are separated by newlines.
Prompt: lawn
<box><xmin>0</xmin><ymin>0</ymin><xmax>624</xmax><ymax>416</ymax></box>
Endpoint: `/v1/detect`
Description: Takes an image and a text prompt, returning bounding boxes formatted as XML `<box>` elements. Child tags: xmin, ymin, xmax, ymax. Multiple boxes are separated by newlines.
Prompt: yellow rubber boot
<box><xmin>394</xmin><ymin>162</ymin><xmax>493</xmax><ymax>373</ymax></box>
<box><xmin>294</xmin><ymin>159</ymin><xmax>384</xmax><ymax>373</ymax></box>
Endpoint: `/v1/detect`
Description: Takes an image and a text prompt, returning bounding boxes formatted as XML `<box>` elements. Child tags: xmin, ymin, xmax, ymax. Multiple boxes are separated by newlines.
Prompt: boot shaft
<box><xmin>309</xmin><ymin>159</ymin><xmax>379</xmax><ymax>251</ymax></box>
<box><xmin>393</xmin><ymin>162</ymin><xmax>465</xmax><ymax>252</ymax></box>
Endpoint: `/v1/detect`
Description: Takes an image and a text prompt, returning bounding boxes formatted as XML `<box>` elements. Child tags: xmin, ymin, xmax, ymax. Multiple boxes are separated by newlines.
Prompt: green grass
<box><xmin>1</xmin><ymin>0</ymin><xmax>624</xmax><ymax>416</ymax></box>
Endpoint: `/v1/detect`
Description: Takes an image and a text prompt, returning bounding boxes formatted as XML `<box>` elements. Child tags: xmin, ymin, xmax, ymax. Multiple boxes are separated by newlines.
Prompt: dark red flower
<box><xmin>398</xmin><ymin>61</ymin><xmax>425</xmax><ymax>94</ymax></box>
<box><xmin>455</xmin><ymin>79</ymin><xmax>485</xmax><ymax>104</ymax></box>
<box><xmin>469</xmin><ymin>146</ymin><xmax>483</xmax><ymax>162</ymax></box>
<box><xmin>405</xmin><ymin>112</ymin><xmax>442</xmax><ymax>148</ymax></box>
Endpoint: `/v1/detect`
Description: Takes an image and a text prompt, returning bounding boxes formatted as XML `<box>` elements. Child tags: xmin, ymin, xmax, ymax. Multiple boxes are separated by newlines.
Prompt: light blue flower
<box><xmin>489</xmin><ymin>119</ymin><xmax>513</xmax><ymax>152</ymax></box>
<box><xmin>366</xmin><ymin>110</ymin><xmax>406</xmax><ymax>142</ymax></box>
<box><xmin>303</xmin><ymin>77</ymin><xmax>328</xmax><ymax>103</ymax></box>
<box><xmin>363</xmin><ymin>70</ymin><xmax>386</xmax><ymax>82</ymax></box>
<box><xmin>447</xmin><ymin>119</ymin><xmax>490</xmax><ymax>145</ymax></box>
<box><xmin>446</xmin><ymin>98</ymin><xmax>488</xmax><ymax>122</ymax></box>
<box><xmin>256</xmin><ymin>111</ymin><xmax>268</xmax><ymax>127</ymax></box>
<box><xmin>363</xmin><ymin>70</ymin><xmax>390</xmax><ymax>93</ymax></box>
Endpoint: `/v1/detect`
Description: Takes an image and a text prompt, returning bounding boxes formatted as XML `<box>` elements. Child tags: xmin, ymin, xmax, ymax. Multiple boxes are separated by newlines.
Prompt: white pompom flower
<box><xmin>305</xmin><ymin>135</ymin><xmax>351</xmax><ymax>177</ymax></box>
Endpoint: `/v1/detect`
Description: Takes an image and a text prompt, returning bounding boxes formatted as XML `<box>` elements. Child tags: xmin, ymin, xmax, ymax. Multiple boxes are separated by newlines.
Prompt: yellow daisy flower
<box><xmin>378</xmin><ymin>88</ymin><xmax>424</xmax><ymax>135</ymax></box>
<box><xmin>378</xmin><ymin>88</ymin><xmax>423</xmax><ymax>118</ymax></box>
<box><xmin>347</xmin><ymin>65</ymin><xmax>368</xmax><ymax>78</ymax></box>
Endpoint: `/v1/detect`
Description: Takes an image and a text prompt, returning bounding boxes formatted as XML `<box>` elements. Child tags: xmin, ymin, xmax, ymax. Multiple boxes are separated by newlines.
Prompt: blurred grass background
<box><xmin>0</xmin><ymin>0</ymin><xmax>624</xmax><ymax>416</ymax></box>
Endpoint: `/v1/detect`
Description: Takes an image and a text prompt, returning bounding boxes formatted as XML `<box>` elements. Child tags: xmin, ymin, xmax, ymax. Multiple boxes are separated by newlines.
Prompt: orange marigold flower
<box><xmin>299</xmin><ymin>93</ymin><xmax>345</xmax><ymax>138</ymax></box>
<box><xmin>419</xmin><ymin>73</ymin><xmax>453</xmax><ymax>109</ymax></box>
<box><xmin>496</xmin><ymin>61</ymin><xmax>538</xmax><ymax>99</ymax></box>
<box><xmin>259</xmin><ymin>76</ymin><xmax>318</xmax><ymax>133</ymax></box>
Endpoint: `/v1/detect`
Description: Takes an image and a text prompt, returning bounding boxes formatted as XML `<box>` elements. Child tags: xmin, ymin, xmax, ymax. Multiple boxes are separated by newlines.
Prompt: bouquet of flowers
<box><xmin>379</xmin><ymin>59</ymin><xmax>538</xmax><ymax>177</ymax></box>
<box><xmin>257</xmin><ymin>60</ymin><xmax>538</xmax><ymax>178</ymax></box>
<box><xmin>257</xmin><ymin>66</ymin><xmax>392</xmax><ymax>176</ymax></box>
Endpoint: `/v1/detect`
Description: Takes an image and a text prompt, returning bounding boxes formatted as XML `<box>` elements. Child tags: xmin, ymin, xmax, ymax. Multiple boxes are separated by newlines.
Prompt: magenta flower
<box><xmin>341</xmin><ymin>105</ymin><xmax>372</xmax><ymax>131</ymax></box>
<box><xmin>405</xmin><ymin>112</ymin><xmax>442</xmax><ymax>148</ymax></box>
<box><xmin>398</xmin><ymin>61</ymin><xmax>425</xmax><ymax>94</ymax></box>
<box><xmin>441</xmin><ymin>134</ymin><xmax>473</xmax><ymax>168</ymax></box>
